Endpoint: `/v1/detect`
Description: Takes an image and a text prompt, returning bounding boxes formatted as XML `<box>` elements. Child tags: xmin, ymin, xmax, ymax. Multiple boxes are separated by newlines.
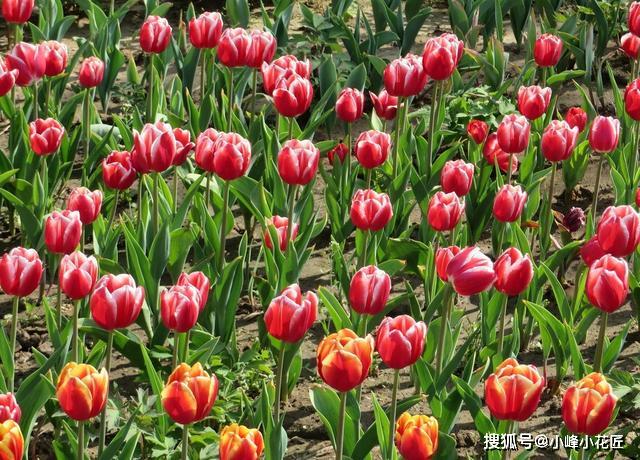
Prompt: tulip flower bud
<box><xmin>161</xmin><ymin>363</ymin><xmax>218</xmax><ymax>424</ymax></box>
<box><xmin>132</xmin><ymin>122</ymin><xmax>177</xmax><ymax>174</ymax></box>
<box><xmin>56</xmin><ymin>362</ymin><xmax>108</xmax><ymax>421</ymax></box>
<box><xmin>6</xmin><ymin>42</ymin><xmax>46</xmax><ymax>87</ymax></box>
<box><xmin>0</xmin><ymin>420</ymin><xmax>23</xmax><ymax>460</ymax></box>
<box><xmin>328</xmin><ymin>142</ymin><xmax>349</xmax><ymax>164</ymax></box>
<box><xmin>435</xmin><ymin>246</ymin><xmax>460</xmax><ymax>282</ymax></box>
<box><xmin>66</xmin><ymin>187</ymin><xmax>103</xmax><ymax>225</ymax></box>
<box><xmin>625</xmin><ymin>78</ymin><xmax>640</xmax><ymax>120</ymax></box>
<box><xmin>395</xmin><ymin>412</ymin><xmax>439</xmax><ymax>460</ymax></box>
<box><xmin>483</xmin><ymin>133</ymin><xmax>519</xmax><ymax>174</ymax></box>
<box><xmin>376</xmin><ymin>315</ymin><xmax>427</xmax><ymax>369</ymax></box>
<box><xmin>446</xmin><ymin>246</ymin><xmax>496</xmax><ymax>296</ymax></box>
<box><xmin>188</xmin><ymin>12</ymin><xmax>224</xmax><ymax>49</ymax></box>
<box><xmin>277</xmin><ymin>139</ymin><xmax>320</xmax><ymax>185</ymax></box>
<box><xmin>630</xmin><ymin>2</ymin><xmax>640</xmax><ymax>36</ymax></box>
<box><xmin>369</xmin><ymin>90</ymin><xmax>398</xmax><ymax>120</ymax></box>
<box><xmin>264</xmin><ymin>216</ymin><xmax>298</xmax><ymax>251</ymax></box>
<box><xmin>497</xmin><ymin>114</ymin><xmax>530</xmax><ymax>154</ymax></box>
<box><xmin>349</xmin><ymin>265</ymin><xmax>391</xmax><ymax>315</ymax></box>
<box><xmin>102</xmin><ymin>151</ymin><xmax>137</xmax><ymax>190</ymax></box>
<box><xmin>261</xmin><ymin>55</ymin><xmax>311</xmax><ymax>96</ymax></box>
<box><xmin>200</xmin><ymin>131</ymin><xmax>252</xmax><ymax>181</ymax></box>
<box><xmin>467</xmin><ymin>119</ymin><xmax>489</xmax><ymax>144</ymax></box>
<box><xmin>0</xmin><ymin>247</ymin><xmax>42</xmax><ymax>298</ymax></box>
<box><xmin>217</xmin><ymin>28</ymin><xmax>252</xmax><ymax>67</ymax></box>
<box><xmin>29</xmin><ymin>117</ymin><xmax>64</xmax><ymax>156</ymax></box>
<box><xmin>565</xmin><ymin>107</ymin><xmax>587</xmax><ymax>132</ymax></box>
<box><xmin>161</xmin><ymin>285</ymin><xmax>201</xmax><ymax>333</ymax></box>
<box><xmin>534</xmin><ymin>33</ymin><xmax>563</xmax><ymax>67</ymax></box>
<box><xmin>40</xmin><ymin>40</ymin><xmax>67</xmax><ymax>77</ymax></box>
<box><xmin>383</xmin><ymin>54</ymin><xmax>428</xmax><ymax>98</ymax></box>
<box><xmin>59</xmin><ymin>252</ymin><xmax>98</xmax><ymax>300</ymax></box>
<box><xmin>596</xmin><ymin>205</ymin><xmax>640</xmax><ymax>257</ymax></box>
<box><xmin>0</xmin><ymin>58</ymin><xmax>17</xmax><ymax>97</ymax></box>
<box><xmin>140</xmin><ymin>16</ymin><xmax>172</xmax><ymax>54</ymax></box>
<box><xmin>44</xmin><ymin>210</ymin><xmax>82</xmax><ymax>255</ymax></box>
<box><xmin>440</xmin><ymin>160</ymin><xmax>474</xmax><ymax>197</ymax></box>
<box><xmin>422</xmin><ymin>33</ymin><xmax>464</xmax><ymax>81</ymax></box>
<box><xmin>317</xmin><ymin>329</ymin><xmax>373</xmax><ymax>392</ymax></box>
<box><xmin>586</xmin><ymin>255</ymin><xmax>629</xmax><ymax>313</ymax></box>
<box><xmin>588</xmin><ymin>116</ymin><xmax>620</xmax><ymax>154</ymax></box>
<box><xmin>541</xmin><ymin>120</ymin><xmax>579</xmax><ymax>162</ymax></box>
<box><xmin>493</xmin><ymin>248</ymin><xmax>534</xmax><ymax>297</ymax></box>
<box><xmin>172</xmin><ymin>128</ymin><xmax>195</xmax><ymax>166</ymax></box>
<box><xmin>219</xmin><ymin>424</ymin><xmax>265</xmax><ymax>460</ymax></box>
<box><xmin>78</xmin><ymin>56</ymin><xmax>104</xmax><ymax>88</ymax></box>
<box><xmin>177</xmin><ymin>271</ymin><xmax>210</xmax><ymax>312</ymax></box>
<box><xmin>354</xmin><ymin>130</ymin><xmax>391</xmax><ymax>169</ymax></box>
<box><xmin>562</xmin><ymin>373</ymin><xmax>617</xmax><ymax>436</ymax></box>
<box><xmin>265</xmin><ymin>284</ymin><xmax>317</xmax><ymax>343</ymax></box>
<box><xmin>336</xmin><ymin>87</ymin><xmax>364</xmax><ymax>123</ymax></box>
<box><xmin>2</xmin><ymin>0</ymin><xmax>34</xmax><ymax>24</ymax></box>
<box><xmin>90</xmin><ymin>274</ymin><xmax>145</xmax><ymax>330</ymax></box>
<box><xmin>273</xmin><ymin>74</ymin><xmax>314</xmax><ymax>118</ymax></box>
<box><xmin>580</xmin><ymin>236</ymin><xmax>606</xmax><ymax>267</ymax></box>
<box><xmin>247</xmin><ymin>29</ymin><xmax>276</xmax><ymax>68</ymax></box>
<box><xmin>493</xmin><ymin>184</ymin><xmax>527</xmax><ymax>223</ymax></box>
<box><xmin>0</xmin><ymin>394</ymin><xmax>20</xmax><ymax>423</ymax></box>
<box><xmin>562</xmin><ymin>207</ymin><xmax>585</xmax><ymax>233</ymax></box>
<box><xmin>621</xmin><ymin>32</ymin><xmax>640</xmax><ymax>60</ymax></box>
<box><xmin>427</xmin><ymin>191</ymin><xmax>465</xmax><ymax>232</ymax></box>
<box><xmin>350</xmin><ymin>189</ymin><xmax>393</xmax><ymax>232</ymax></box>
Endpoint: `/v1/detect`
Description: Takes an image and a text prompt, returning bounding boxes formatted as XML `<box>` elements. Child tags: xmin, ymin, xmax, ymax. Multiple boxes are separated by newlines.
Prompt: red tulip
<box><xmin>629</xmin><ymin>2</ymin><xmax>640</xmax><ymax>36</ymax></box>
<box><xmin>132</xmin><ymin>122</ymin><xmax>177</xmax><ymax>173</ymax></box>
<box><xmin>6</xmin><ymin>42</ymin><xmax>46</xmax><ymax>86</ymax></box>
<box><xmin>596</xmin><ymin>205</ymin><xmax>640</xmax><ymax>257</ymax></box>
<box><xmin>59</xmin><ymin>252</ymin><xmax>98</xmax><ymax>300</ymax></box>
<box><xmin>40</xmin><ymin>41</ymin><xmax>67</xmax><ymax>77</ymax></box>
<box><xmin>247</xmin><ymin>29</ymin><xmax>276</xmax><ymax>68</ymax></box>
<box><xmin>90</xmin><ymin>274</ymin><xmax>145</xmax><ymax>330</ymax></box>
<box><xmin>160</xmin><ymin>284</ymin><xmax>201</xmax><ymax>333</ymax></box>
<box><xmin>483</xmin><ymin>133</ymin><xmax>518</xmax><ymax>173</ymax></box>
<box><xmin>66</xmin><ymin>187</ymin><xmax>103</xmax><ymax>225</ymax></box>
<box><xmin>56</xmin><ymin>363</ymin><xmax>108</xmax><ymax>421</ymax></box>
<box><xmin>467</xmin><ymin>119</ymin><xmax>488</xmax><ymax>144</ymax></box>
<box><xmin>493</xmin><ymin>184</ymin><xmax>527</xmax><ymax>223</ymax></box>
<box><xmin>264</xmin><ymin>284</ymin><xmax>317</xmax><ymax>343</ymax></box>
<box><xmin>188</xmin><ymin>12</ymin><xmax>224</xmax><ymax>49</ymax></box>
<box><xmin>485</xmin><ymin>358</ymin><xmax>545</xmax><ymax>421</ymax></box>
<box><xmin>383</xmin><ymin>54</ymin><xmax>428</xmax><ymax>98</ymax></box>
<box><xmin>140</xmin><ymin>16</ymin><xmax>172</xmax><ymax>54</ymax></box>
<box><xmin>534</xmin><ymin>33</ymin><xmax>563</xmax><ymax>67</ymax></box>
<box><xmin>172</xmin><ymin>128</ymin><xmax>195</xmax><ymax>166</ymax></box>
<box><xmin>497</xmin><ymin>114</ymin><xmax>530</xmax><ymax>154</ymax></box>
<box><xmin>350</xmin><ymin>189</ymin><xmax>393</xmax><ymax>232</ymax></box>
<box><xmin>194</xmin><ymin>128</ymin><xmax>220</xmax><ymax>173</ymax></box>
<box><xmin>0</xmin><ymin>58</ymin><xmax>17</xmax><ymax>97</ymax></box>
<box><xmin>277</xmin><ymin>139</ymin><xmax>320</xmax><ymax>185</ymax></box>
<box><xmin>563</xmin><ymin>207</ymin><xmax>586</xmax><ymax>233</ymax></box>
<box><xmin>161</xmin><ymin>363</ymin><xmax>218</xmax><ymax>425</ymax></box>
<box><xmin>349</xmin><ymin>265</ymin><xmax>391</xmax><ymax>315</ymax></box>
<box><xmin>562</xmin><ymin>373</ymin><xmax>617</xmax><ymax>436</ymax></box>
<box><xmin>369</xmin><ymin>89</ymin><xmax>398</xmax><ymax>121</ymax></box>
<box><xmin>586</xmin><ymin>255</ymin><xmax>629</xmax><ymax>313</ymax></box>
<box><xmin>335</xmin><ymin>87</ymin><xmax>364</xmax><ymax>123</ymax></box>
<box><xmin>264</xmin><ymin>216</ymin><xmax>298</xmax><ymax>251</ymax></box>
<box><xmin>588</xmin><ymin>116</ymin><xmax>620</xmax><ymax>153</ymax></box>
<box><xmin>0</xmin><ymin>393</ymin><xmax>20</xmax><ymax>423</ymax></box>
<box><xmin>78</xmin><ymin>56</ymin><xmax>104</xmax><ymax>88</ymax></box>
<box><xmin>2</xmin><ymin>0</ymin><xmax>34</xmax><ymax>24</ymax></box>
<box><xmin>29</xmin><ymin>117</ymin><xmax>64</xmax><ymax>156</ymax></box>
<box><xmin>580</xmin><ymin>236</ymin><xmax>606</xmax><ymax>267</ymax></box>
<box><xmin>102</xmin><ymin>151</ymin><xmax>137</xmax><ymax>190</ymax></box>
<box><xmin>177</xmin><ymin>271</ymin><xmax>210</xmax><ymax>312</ymax></box>
<box><xmin>44</xmin><ymin>210</ymin><xmax>82</xmax><ymax>255</ymax></box>
<box><xmin>621</xmin><ymin>33</ymin><xmax>640</xmax><ymax>60</ymax></box>
<box><xmin>427</xmin><ymin>191</ymin><xmax>465</xmax><ymax>232</ymax></box>
<box><xmin>565</xmin><ymin>107</ymin><xmax>587</xmax><ymax>132</ymax></box>
<box><xmin>494</xmin><ymin>248</ymin><xmax>533</xmax><ymax>297</ymax></box>
<box><xmin>435</xmin><ymin>245</ymin><xmax>460</xmax><ymax>282</ymax></box>
<box><xmin>354</xmin><ymin>130</ymin><xmax>391</xmax><ymax>169</ymax></box>
<box><xmin>317</xmin><ymin>329</ymin><xmax>373</xmax><ymax>392</ymax></box>
<box><xmin>625</xmin><ymin>78</ymin><xmax>640</xmax><ymax>120</ymax></box>
<box><xmin>440</xmin><ymin>159</ymin><xmax>474</xmax><ymax>196</ymax></box>
<box><xmin>541</xmin><ymin>120</ymin><xmax>579</xmax><ymax>162</ymax></box>
<box><xmin>261</xmin><ymin>55</ymin><xmax>311</xmax><ymax>96</ymax></box>
<box><xmin>207</xmin><ymin>131</ymin><xmax>252</xmax><ymax>181</ymax></box>
<box><xmin>376</xmin><ymin>315</ymin><xmax>426</xmax><ymax>369</ymax></box>
<box><xmin>273</xmin><ymin>74</ymin><xmax>314</xmax><ymax>118</ymax></box>
<box><xmin>219</xmin><ymin>424</ymin><xmax>264</xmax><ymax>460</ymax></box>
<box><xmin>446</xmin><ymin>246</ymin><xmax>496</xmax><ymax>296</ymax></box>
<box><xmin>517</xmin><ymin>85</ymin><xmax>551</xmax><ymax>120</ymax></box>
<box><xmin>395</xmin><ymin>413</ymin><xmax>439</xmax><ymax>460</ymax></box>
<box><xmin>0</xmin><ymin>247</ymin><xmax>42</xmax><ymax>297</ymax></box>
<box><xmin>422</xmin><ymin>33</ymin><xmax>464</xmax><ymax>81</ymax></box>
<box><xmin>327</xmin><ymin>142</ymin><xmax>349</xmax><ymax>164</ymax></box>
<box><xmin>217</xmin><ymin>28</ymin><xmax>252</xmax><ymax>67</ymax></box>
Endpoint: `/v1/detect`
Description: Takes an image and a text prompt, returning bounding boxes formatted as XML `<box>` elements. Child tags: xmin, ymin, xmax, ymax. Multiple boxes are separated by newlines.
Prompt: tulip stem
<box><xmin>137</xmin><ymin>178</ymin><xmax>143</xmax><ymax>225</ymax></box>
<box><xmin>181</xmin><ymin>424</ymin><xmax>189</xmax><ymax>460</ymax></box>
<box><xmin>507</xmin><ymin>153</ymin><xmax>514</xmax><ymax>185</ymax></box>
<box><xmin>435</xmin><ymin>285</ymin><xmax>453</xmax><ymax>375</ymax></box>
<box><xmin>77</xmin><ymin>421</ymin><xmax>85</xmax><ymax>460</ymax></box>
<box><xmin>593</xmin><ymin>311</ymin><xmax>608</xmax><ymax>372</ymax></box>
<box><xmin>45</xmin><ymin>78</ymin><xmax>51</xmax><ymax>117</ymax></box>
<box><xmin>285</xmin><ymin>184</ymin><xmax>297</xmax><ymax>253</ymax></box>
<box><xmin>358</xmin><ymin>230</ymin><xmax>370</xmax><ymax>269</ymax></box>
<box><xmin>82</xmin><ymin>88</ymin><xmax>91</xmax><ymax>186</ymax></box>
<box><xmin>542</xmin><ymin>161</ymin><xmax>557</xmax><ymax>259</ymax></box>
<box><xmin>172</xmin><ymin>330</ymin><xmax>179</xmax><ymax>370</ymax></box>
<box><xmin>205</xmin><ymin>173</ymin><xmax>211</xmax><ymax>211</ymax></box>
<box><xmin>110</xmin><ymin>0</ymin><xmax>115</xmax><ymax>15</ymax></box>
<box><xmin>8</xmin><ymin>296</ymin><xmax>19</xmax><ymax>393</ymax></box>
<box><xmin>147</xmin><ymin>54</ymin><xmax>155</xmax><ymax>123</ymax></box>
<box><xmin>108</xmin><ymin>190</ymin><xmax>120</xmax><ymax>230</ymax></box>
<box><xmin>392</xmin><ymin>97</ymin><xmax>404</xmax><ymax>177</ymax></box>
<box><xmin>336</xmin><ymin>391</ymin><xmax>347</xmax><ymax>460</ymax></box>
<box><xmin>591</xmin><ymin>154</ymin><xmax>605</xmax><ymax>231</ymax></box>
<box><xmin>228</xmin><ymin>68</ymin><xmax>234</xmax><ymax>130</ymax></box>
<box><xmin>497</xmin><ymin>294</ymin><xmax>509</xmax><ymax>357</ymax></box>
<box><xmin>72</xmin><ymin>300</ymin><xmax>80</xmax><ymax>362</ymax></box>
<box><xmin>33</xmin><ymin>80</ymin><xmax>39</xmax><ymax>121</ymax></box>
<box><xmin>427</xmin><ymin>82</ymin><xmax>441</xmax><ymax>177</ymax></box>
<box><xmin>183</xmin><ymin>330</ymin><xmax>190</xmax><ymax>363</ymax></box>
<box><xmin>56</xmin><ymin>255</ymin><xmax>62</xmax><ymax>328</ymax></box>
<box><xmin>251</xmin><ymin>68</ymin><xmax>258</xmax><ymax>120</ymax></box>
<box><xmin>217</xmin><ymin>180</ymin><xmax>231</xmax><ymax>274</ymax></box>
<box><xmin>387</xmin><ymin>369</ymin><xmax>400</xmax><ymax>460</ymax></box>
<box><xmin>172</xmin><ymin>169</ymin><xmax>178</xmax><ymax>214</ymax></box>
<box><xmin>200</xmin><ymin>49</ymin><xmax>207</xmax><ymax>102</ymax></box>
<box><xmin>98</xmin><ymin>331</ymin><xmax>113</xmax><ymax>456</ymax></box>
<box><xmin>274</xmin><ymin>342</ymin><xmax>286</xmax><ymax>422</ymax></box>
<box><xmin>153</xmin><ymin>172</ymin><xmax>160</xmax><ymax>236</ymax></box>
<box><xmin>345</xmin><ymin>122</ymin><xmax>352</xmax><ymax>183</ymax></box>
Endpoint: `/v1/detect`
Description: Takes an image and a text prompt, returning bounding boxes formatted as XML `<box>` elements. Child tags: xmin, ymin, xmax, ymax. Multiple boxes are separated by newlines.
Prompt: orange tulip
<box><xmin>161</xmin><ymin>363</ymin><xmax>218</xmax><ymax>425</ymax></box>
<box><xmin>317</xmin><ymin>329</ymin><xmax>374</xmax><ymax>392</ymax></box>
<box><xmin>394</xmin><ymin>412</ymin><xmax>439</xmax><ymax>460</ymax></box>
<box><xmin>219</xmin><ymin>423</ymin><xmax>265</xmax><ymax>460</ymax></box>
<box><xmin>56</xmin><ymin>362</ymin><xmax>108</xmax><ymax>421</ymax></box>
<box><xmin>562</xmin><ymin>372</ymin><xmax>618</xmax><ymax>436</ymax></box>
<box><xmin>484</xmin><ymin>358</ymin><xmax>545</xmax><ymax>421</ymax></box>
<box><xmin>0</xmin><ymin>420</ymin><xmax>23</xmax><ymax>460</ymax></box>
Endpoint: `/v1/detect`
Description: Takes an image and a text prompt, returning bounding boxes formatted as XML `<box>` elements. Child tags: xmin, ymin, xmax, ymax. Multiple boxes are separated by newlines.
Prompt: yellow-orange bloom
<box><xmin>562</xmin><ymin>372</ymin><xmax>617</xmax><ymax>436</ymax></box>
<box><xmin>219</xmin><ymin>423</ymin><xmax>264</xmax><ymax>460</ymax></box>
<box><xmin>317</xmin><ymin>328</ymin><xmax>374</xmax><ymax>392</ymax></box>
<box><xmin>0</xmin><ymin>420</ymin><xmax>23</xmax><ymax>460</ymax></box>
<box><xmin>394</xmin><ymin>412</ymin><xmax>439</xmax><ymax>460</ymax></box>
<box><xmin>161</xmin><ymin>362</ymin><xmax>218</xmax><ymax>425</ymax></box>
<box><xmin>56</xmin><ymin>362</ymin><xmax>108</xmax><ymax>421</ymax></box>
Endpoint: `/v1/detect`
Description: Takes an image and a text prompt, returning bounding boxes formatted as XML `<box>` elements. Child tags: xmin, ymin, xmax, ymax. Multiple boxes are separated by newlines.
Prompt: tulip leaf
<box><xmin>318</xmin><ymin>286</ymin><xmax>352</xmax><ymax>331</ymax></box>
<box><xmin>452</xmin><ymin>375</ymin><xmax>495</xmax><ymax>435</ymax></box>
<box><xmin>140</xmin><ymin>343</ymin><xmax>167</xmax><ymax>440</ymax></box>
<box><xmin>603</xmin><ymin>319</ymin><xmax>632</xmax><ymax>373</ymax></box>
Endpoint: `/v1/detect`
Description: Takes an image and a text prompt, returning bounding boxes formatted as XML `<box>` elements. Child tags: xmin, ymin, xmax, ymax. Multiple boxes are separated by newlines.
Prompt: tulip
<box><xmin>29</xmin><ymin>117</ymin><xmax>64</xmax><ymax>156</ymax></box>
<box><xmin>44</xmin><ymin>210</ymin><xmax>82</xmax><ymax>255</ymax></box>
<box><xmin>132</xmin><ymin>122</ymin><xmax>177</xmax><ymax>173</ymax></box>
<box><xmin>517</xmin><ymin>85</ymin><xmax>551</xmax><ymax>120</ymax></box>
<box><xmin>534</xmin><ymin>33</ymin><xmax>563</xmax><ymax>67</ymax></box>
<box><xmin>0</xmin><ymin>420</ymin><xmax>23</xmax><ymax>460</ymax></box>
<box><xmin>78</xmin><ymin>56</ymin><xmax>104</xmax><ymax>88</ymax></box>
<box><xmin>621</xmin><ymin>32</ymin><xmax>640</xmax><ymax>60</ymax></box>
<box><xmin>59</xmin><ymin>251</ymin><xmax>98</xmax><ymax>300</ymax></box>
<box><xmin>40</xmin><ymin>40</ymin><xmax>67</xmax><ymax>77</ymax></box>
<box><xmin>354</xmin><ymin>130</ymin><xmax>391</xmax><ymax>170</ymax></box>
<box><xmin>5</xmin><ymin>42</ymin><xmax>46</xmax><ymax>87</ymax></box>
<box><xmin>194</xmin><ymin>128</ymin><xmax>221</xmax><ymax>173</ymax></box>
<box><xmin>562</xmin><ymin>207</ymin><xmax>586</xmax><ymax>233</ymax></box>
<box><xmin>2</xmin><ymin>0</ymin><xmax>34</xmax><ymax>24</ymax></box>
<box><xmin>493</xmin><ymin>184</ymin><xmax>527</xmax><ymax>223</ymax></box>
<box><xmin>446</xmin><ymin>246</ymin><xmax>496</xmax><ymax>296</ymax></box>
<box><xmin>161</xmin><ymin>362</ymin><xmax>218</xmax><ymax>424</ymax></box>
<box><xmin>580</xmin><ymin>236</ymin><xmax>606</xmax><ymax>267</ymax></box>
<box><xmin>596</xmin><ymin>205</ymin><xmax>640</xmax><ymax>257</ymax></box>
<box><xmin>395</xmin><ymin>413</ymin><xmax>439</xmax><ymax>460</ymax></box>
<box><xmin>264</xmin><ymin>216</ymin><xmax>298</xmax><ymax>251</ymax></box>
<box><xmin>630</xmin><ymin>2</ymin><xmax>640</xmax><ymax>36</ymax></box>
<box><xmin>0</xmin><ymin>394</ymin><xmax>20</xmax><ymax>423</ymax></box>
<box><xmin>485</xmin><ymin>358</ymin><xmax>545</xmax><ymax>421</ymax></box>
<box><xmin>376</xmin><ymin>315</ymin><xmax>426</xmax><ymax>370</ymax></box>
<box><xmin>265</xmin><ymin>284</ymin><xmax>317</xmax><ymax>343</ymax></box>
<box><xmin>427</xmin><ymin>191</ymin><xmax>465</xmax><ymax>232</ymax></box>
<box><xmin>327</xmin><ymin>142</ymin><xmax>349</xmax><ymax>164</ymax></box>
<box><xmin>0</xmin><ymin>58</ymin><xmax>17</xmax><ymax>97</ymax></box>
<box><xmin>493</xmin><ymin>248</ymin><xmax>533</xmax><ymax>297</ymax></box>
<box><xmin>541</xmin><ymin>120</ymin><xmax>579</xmax><ymax>162</ymax></box>
<box><xmin>66</xmin><ymin>187</ymin><xmax>103</xmax><ymax>225</ymax></box>
<box><xmin>317</xmin><ymin>328</ymin><xmax>373</xmax><ymax>392</ymax></box>
<box><xmin>349</xmin><ymin>265</ymin><xmax>391</xmax><ymax>315</ymax></box>
<box><xmin>247</xmin><ymin>29</ymin><xmax>276</xmax><ymax>68</ymax></box>
<box><xmin>587</xmin><ymin>254</ymin><xmax>629</xmax><ymax>314</ymax></box>
<box><xmin>176</xmin><ymin>272</ymin><xmax>209</xmax><ymax>312</ymax></box>
<box><xmin>369</xmin><ymin>89</ymin><xmax>398</xmax><ymax>120</ymax></box>
<box><xmin>56</xmin><ymin>362</ymin><xmax>108</xmax><ymax>421</ymax></box>
<box><xmin>588</xmin><ymin>115</ymin><xmax>620</xmax><ymax>154</ymax></box>
<box><xmin>497</xmin><ymin>114</ymin><xmax>531</xmax><ymax>154</ymax></box>
<box><xmin>217</xmin><ymin>28</ymin><xmax>252</xmax><ymax>68</ymax></box>
<box><xmin>350</xmin><ymin>189</ymin><xmax>393</xmax><ymax>232</ymax></box>
<box><xmin>219</xmin><ymin>424</ymin><xmax>265</xmax><ymax>460</ymax></box>
<box><xmin>160</xmin><ymin>284</ymin><xmax>201</xmax><ymax>333</ymax></box>
<box><xmin>172</xmin><ymin>128</ymin><xmax>194</xmax><ymax>166</ymax></box>
<box><xmin>440</xmin><ymin>160</ymin><xmax>474</xmax><ymax>196</ymax></box>
<box><xmin>277</xmin><ymin>139</ymin><xmax>320</xmax><ymax>185</ymax></box>
<box><xmin>102</xmin><ymin>151</ymin><xmax>137</xmax><ymax>190</ymax></box>
<box><xmin>140</xmin><ymin>15</ymin><xmax>172</xmax><ymax>54</ymax></box>
<box><xmin>188</xmin><ymin>12</ymin><xmax>224</xmax><ymax>49</ymax></box>
<box><xmin>562</xmin><ymin>373</ymin><xmax>617</xmax><ymax>436</ymax></box>
<box><xmin>483</xmin><ymin>133</ymin><xmax>519</xmax><ymax>174</ymax></box>
<box><xmin>422</xmin><ymin>33</ymin><xmax>464</xmax><ymax>81</ymax></box>
<box><xmin>90</xmin><ymin>274</ymin><xmax>145</xmax><ymax>331</ymax></box>
<box><xmin>565</xmin><ymin>106</ymin><xmax>587</xmax><ymax>132</ymax></box>
<box><xmin>206</xmin><ymin>131</ymin><xmax>252</xmax><ymax>181</ymax></box>
<box><xmin>467</xmin><ymin>119</ymin><xmax>488</xmax><ymax>144</ymax></box>
<box><xmin>0</xmin><ymin>247</ymin><xmax>42</xmax><ymax>298</ymax></box>
<box><xmin>273</xmin><ymin>74</ymin><xmax>314</xmax><ymax>118</ymax></box>
<box><xmin>625</xmin><ymin>78</ymin><xmax>640</xmax><ymax>120</ymax></box>
<box><xmin>262</xmin><ymin>55</ymin><xmax>311</xmax><ymax>96</ymax></box>
<box><xmin>435</xmin><ymin>246</ymin><xmax>460</xmax><ymax>282</ymax></box>
<box><xmin>336</xmin><ymin>87</ymin><xmax>364</xmax><ymax>123</ymax></box>
<box><xmin>383</xmin><ymin>54</ymin><xmax>428</xmax><ymax>98</ymax></box>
